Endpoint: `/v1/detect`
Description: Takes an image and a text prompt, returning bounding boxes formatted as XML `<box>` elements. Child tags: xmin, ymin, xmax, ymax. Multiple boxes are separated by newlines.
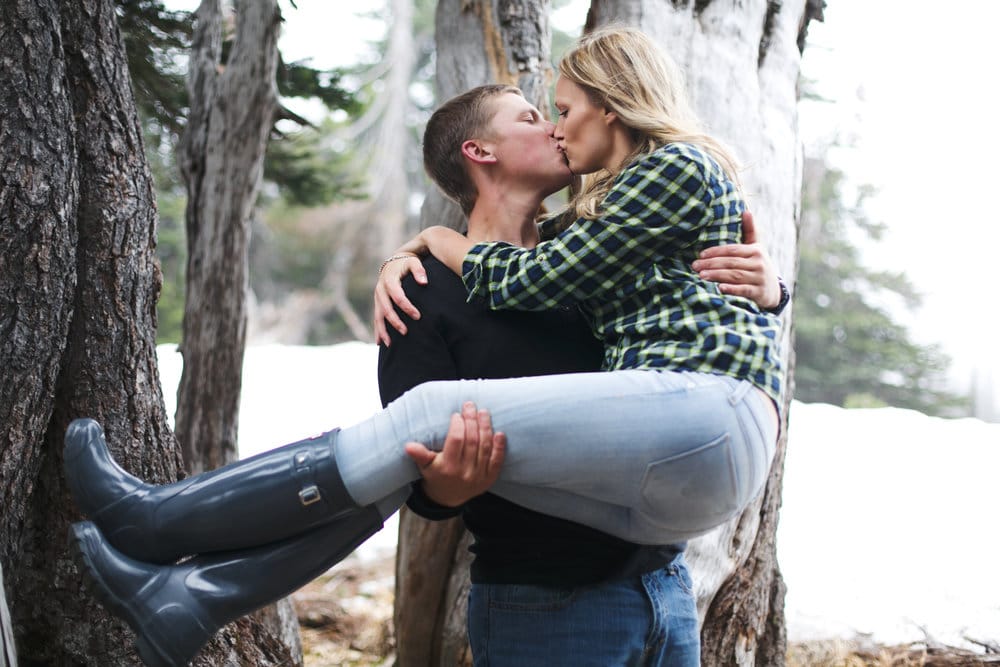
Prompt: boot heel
<box><xmin>69</xmin><ymin>523</ymin><xmax>128</xmax><ymax>620</ymax></box>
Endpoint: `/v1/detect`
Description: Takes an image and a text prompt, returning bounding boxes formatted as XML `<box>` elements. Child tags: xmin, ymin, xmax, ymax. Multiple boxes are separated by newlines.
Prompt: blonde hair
<box><xmin>558</xmin><ymin>26</ymin><xmax>741</xmax><ymax>219</ymax></box>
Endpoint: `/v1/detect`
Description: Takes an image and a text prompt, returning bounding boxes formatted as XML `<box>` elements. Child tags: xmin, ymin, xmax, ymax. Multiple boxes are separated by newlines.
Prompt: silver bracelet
<box><xmin>378</xmin><ymin>254</ymin><xmax>414</xmax><ymax>275</ymax></box>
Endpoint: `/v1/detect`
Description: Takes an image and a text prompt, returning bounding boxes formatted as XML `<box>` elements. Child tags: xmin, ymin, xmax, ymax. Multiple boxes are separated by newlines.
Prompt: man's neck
<box><xmin>465</xmin><ymin>189</ymin><xmax>543</xmax><ymax>249</ymax></box>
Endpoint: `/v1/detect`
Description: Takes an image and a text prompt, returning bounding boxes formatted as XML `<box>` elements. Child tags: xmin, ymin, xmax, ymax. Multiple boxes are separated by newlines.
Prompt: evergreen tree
<box><xmin>114</xmin><ymin>0</ymin><xmax>361</xmax><ymax>343</ymax></box>
<box><xmin>795</xmin><ymin>154</ymin><xmax>968</xmax><ymax>416</ymax></box>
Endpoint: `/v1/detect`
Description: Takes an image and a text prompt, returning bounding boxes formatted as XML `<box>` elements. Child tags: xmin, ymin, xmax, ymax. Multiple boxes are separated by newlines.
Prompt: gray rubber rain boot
<box><xmin>70</xmin><ymin>507</ymin><xmax>384</xmax><ymax>667</ymax></box>
<box><xmin>64</xmin><ymin>418</ymin><xmax>363</xmax><ymax>564</ymax></box>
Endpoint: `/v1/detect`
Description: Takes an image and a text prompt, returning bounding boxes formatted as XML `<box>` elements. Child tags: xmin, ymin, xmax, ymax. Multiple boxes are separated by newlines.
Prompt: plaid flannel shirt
<box><xmin>462</xmin><ymin>142</ymin><xmax>784</xmax><ymax>404</ymax></box>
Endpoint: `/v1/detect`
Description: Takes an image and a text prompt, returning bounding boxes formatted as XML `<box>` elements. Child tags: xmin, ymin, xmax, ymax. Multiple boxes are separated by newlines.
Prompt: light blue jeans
<box><xmin>467</xmin><ymin>553</ymin><xmax>699</xmax><ymax>666</ymax></box>
<box><xmin>338</xmin><ymin>370</ymin><xmax>777</xmax><ymax>545</ymax></box>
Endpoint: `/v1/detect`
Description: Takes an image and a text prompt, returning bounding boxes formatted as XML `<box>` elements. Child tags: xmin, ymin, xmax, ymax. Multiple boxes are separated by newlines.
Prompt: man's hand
<box><xmin>691</xmin><ymin>211</ymin><xmax>781</xmax><ymax>310</ymax></box>
<box><xmin>405</xmin><ymin>401</ymin><xmax>506</xmax><ymax>508</ymax></box>
<box><xmin>374</xmin><ymin>255</ymin><xmax>428</xmax><ymax>345</ymax></box>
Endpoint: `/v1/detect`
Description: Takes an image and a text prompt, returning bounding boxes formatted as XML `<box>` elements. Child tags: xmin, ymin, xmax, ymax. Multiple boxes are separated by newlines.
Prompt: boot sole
<box><xmin>69</xmin><ymin>523</ymin><xmax>178</xmax><ymax>667</ymax></box>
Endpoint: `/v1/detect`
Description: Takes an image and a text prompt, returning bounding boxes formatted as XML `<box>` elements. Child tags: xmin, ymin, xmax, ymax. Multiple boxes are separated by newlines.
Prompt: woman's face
<box><xmin>553</xmin><ymin>76</ymin><xmax>617</xmax><ymax>175</ymax></box>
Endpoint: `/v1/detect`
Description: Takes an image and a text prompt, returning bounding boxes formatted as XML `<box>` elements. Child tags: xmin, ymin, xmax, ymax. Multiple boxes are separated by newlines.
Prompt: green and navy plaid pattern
<box><xmin>462</xmin><ymin>142</ymin><xmax>784</xmax><ymax>404</ymax></box>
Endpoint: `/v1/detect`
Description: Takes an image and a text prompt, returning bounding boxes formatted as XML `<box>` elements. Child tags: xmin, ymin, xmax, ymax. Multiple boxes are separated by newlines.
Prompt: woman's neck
<box><xmin>603</xmin><ymin>122</ymin><xmax>640</xmax><ymax>175</ymax></box>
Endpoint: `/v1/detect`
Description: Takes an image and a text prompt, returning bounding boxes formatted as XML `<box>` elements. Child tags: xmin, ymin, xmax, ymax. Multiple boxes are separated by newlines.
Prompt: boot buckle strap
<box><xmin>299</xmin><ymin>485</ymin><xmax>322</xmax><ymax>506</ymax></box>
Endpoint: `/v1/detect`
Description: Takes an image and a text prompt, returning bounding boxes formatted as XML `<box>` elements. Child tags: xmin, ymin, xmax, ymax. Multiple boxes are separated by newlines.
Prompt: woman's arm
<box><xmin>396</xmin><ymin>226</ymin><xmax>477</xmax><ymax>275</ymax></box>
<box><xmin>372</xmin><ymin>228</ymin><xmax>476</xmax><ymax>345</ymax></box>
<box><xmin>463</xmin><ymin>144</ymin><xmax>732</xmax><ymax>311</ymax></box>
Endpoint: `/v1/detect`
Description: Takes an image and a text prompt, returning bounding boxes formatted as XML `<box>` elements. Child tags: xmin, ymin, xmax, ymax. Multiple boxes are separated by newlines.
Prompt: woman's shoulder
<box><xmin>642</xmin><ymin>142</ymin><xmax>732</xmax><ymax>188</ymax></box>
<box><xmin>648</xmin><ymin>141</ymin><xmax>716</xmax><ymax>168</ymax></box>
<box><xmin>616</xmin><ymin>142</ymin><xmax>717</xmax><ymax>187</ymax></box>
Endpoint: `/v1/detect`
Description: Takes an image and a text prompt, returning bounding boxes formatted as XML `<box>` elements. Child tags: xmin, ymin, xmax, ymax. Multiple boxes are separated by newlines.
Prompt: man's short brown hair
<box><xmin>423</xmin><ymin>84</ymin><xmax>521</xmax><ymax>216</ymax></box>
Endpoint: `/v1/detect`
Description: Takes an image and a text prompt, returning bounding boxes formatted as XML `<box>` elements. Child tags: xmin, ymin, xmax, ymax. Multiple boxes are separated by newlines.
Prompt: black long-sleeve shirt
<box><xmin>377</xmin><ymin>257</ymin><xmax>679</xmax><ymax>586</ymax></box>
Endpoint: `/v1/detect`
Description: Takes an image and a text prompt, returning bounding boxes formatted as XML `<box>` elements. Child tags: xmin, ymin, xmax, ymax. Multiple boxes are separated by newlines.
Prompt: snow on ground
<box><xmin>157</xmin><ymin>343</ymin><xmax>1000</xmax><ymax>649</ymax></box>
<box><xmin>158</xmin><ymin>342</ymin><xmax>402</xmax><ymax>562</ymax></box>
<box><xmin>780</xmin><ymin>401</ymin><xmax>1000</xmax><ymax>647</ymax></box>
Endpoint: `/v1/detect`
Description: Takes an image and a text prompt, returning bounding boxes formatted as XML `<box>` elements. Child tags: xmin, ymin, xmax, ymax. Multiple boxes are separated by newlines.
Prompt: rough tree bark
<box><xmin>583</xmin><ymin>1</ymin><xmax>823</xmax><ymax>664</ymax></box>
<box><xmin>173</xmin><ymin>0</ymin><xmax>303</xmax><ymax>661</ymax></box>
<box><xmin>395</xmin><ymin>2</ymin><xmax>552</xmax><ymax>666</ymax></box>
<box><xmin>1</xmin><ymin>1</ymin><xmax>178</xmax><ymax>662</ymax></box>
<box><xmin>174</xmin><ymin>0</ymin><xmax>280</xmax><ymax>474</ymax></box>
<box><xmin>0</xmin><ymin>0</ymin><xmax>298</xmax><ymax>663</ymax></box>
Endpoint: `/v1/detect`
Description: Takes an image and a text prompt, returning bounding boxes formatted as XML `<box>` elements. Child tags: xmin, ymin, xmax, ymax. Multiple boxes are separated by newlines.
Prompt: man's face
<box><xmin>484</xmin><ymin>92</ymin><xmax>573</xmax><ymax>195</ymax></box>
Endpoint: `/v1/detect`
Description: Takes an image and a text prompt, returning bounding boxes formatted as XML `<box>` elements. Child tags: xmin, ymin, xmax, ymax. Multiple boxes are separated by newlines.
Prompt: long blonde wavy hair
<box><xmin>559</xmin><ymin>27</ymin><xmax>742</xmax><ymax>220</ymax></box>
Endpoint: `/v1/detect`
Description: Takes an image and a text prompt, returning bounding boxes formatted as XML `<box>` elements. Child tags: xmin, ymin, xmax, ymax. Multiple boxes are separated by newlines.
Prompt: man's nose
<box><xmin>545</xmin><ymin>120</ymin><xmax>557</xmax><ymax>135</ymax></box>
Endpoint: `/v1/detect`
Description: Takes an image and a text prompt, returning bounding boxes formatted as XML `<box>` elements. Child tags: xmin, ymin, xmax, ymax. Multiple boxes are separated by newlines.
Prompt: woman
<box><xmin>381</xmin><ymin>25</ymin><xmax>782</xmax><ymax>535</ymax></box>
<box><xmin>67</xmin><ymin>27</ymin><xmax>782</xmax><ymax>667</ymax></box>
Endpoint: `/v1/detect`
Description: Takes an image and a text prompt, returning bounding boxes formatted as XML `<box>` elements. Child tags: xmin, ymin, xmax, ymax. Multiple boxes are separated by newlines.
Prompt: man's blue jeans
<box><xmin>339</xmin><ymin>369</ymin><xmax>778</xmax><ymax>544</ymax></box>
<box><xmin>467</xmin><ymin>553</ymin><xmax>699</xmax><ymax>666</ymax></box>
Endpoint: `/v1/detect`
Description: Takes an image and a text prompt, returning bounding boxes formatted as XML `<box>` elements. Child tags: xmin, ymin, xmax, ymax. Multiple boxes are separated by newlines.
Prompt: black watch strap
<box><xmin>768</xmin><ymin>277</ymin><xmax>791</xmax><ymax>315</ymax></box>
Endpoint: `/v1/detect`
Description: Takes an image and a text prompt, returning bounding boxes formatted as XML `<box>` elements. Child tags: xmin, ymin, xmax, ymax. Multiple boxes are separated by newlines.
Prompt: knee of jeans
<box><xmin>400</xmin><ymin>379</ymin><xmax>451</xmax><ymax>408</ymax></box>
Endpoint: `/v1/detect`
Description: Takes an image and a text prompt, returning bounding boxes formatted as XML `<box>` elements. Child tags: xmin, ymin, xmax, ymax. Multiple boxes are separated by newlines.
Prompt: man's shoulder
<box><xmin>400</xmin><ymin>256</ymin><xmax>466</xmax><ymax>307</ymax></box>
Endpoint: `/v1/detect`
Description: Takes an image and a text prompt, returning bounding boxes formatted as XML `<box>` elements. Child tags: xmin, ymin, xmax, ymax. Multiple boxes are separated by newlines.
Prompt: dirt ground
<box><xmin>293</xmin><ymin>556</ymin><xmax>396</xmax><ymax>667</ymax></box>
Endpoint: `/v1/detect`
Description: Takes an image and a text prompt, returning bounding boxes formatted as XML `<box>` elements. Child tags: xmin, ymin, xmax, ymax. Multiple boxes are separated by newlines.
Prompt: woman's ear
<box><xmin>603</xmin><ymin>109</ymin><xmax>618</xmax><ymax>126</ymax></box>
<box><xmin>461</xmin><ymin>139</ymin><xmax>498</xmax><ymax>164</ymax></box>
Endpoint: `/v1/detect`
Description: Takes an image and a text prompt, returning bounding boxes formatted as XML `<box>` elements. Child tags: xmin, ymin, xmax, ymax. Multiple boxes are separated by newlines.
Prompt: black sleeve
<box><xmin>377</xmin><ymin>277</ymin><xmax>461</xmax><ymax>405</ymax></box>
<box><xmin>376</xmin><ymin>277</ymin><xmax>464</xmax><ymax>520</ymax></box>
<box><xmin>405</xmin><ymin>481</ymin><xmax>469</xmax><ymax>520</ymax></box>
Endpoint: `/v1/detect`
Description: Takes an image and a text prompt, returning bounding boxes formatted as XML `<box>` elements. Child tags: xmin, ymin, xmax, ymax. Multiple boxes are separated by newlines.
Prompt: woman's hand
<box><xmin>691</xmin><ymin>211</ymin><xmax>782</xmax><ymax>310</ymax></box>
<box><xmin>405</xmin><ymin>401</ymin><xmax>506</xmax><ymax>508</ymax></box>
<box><xmin>374</xmin><ymin>227</ymin><xmax>481</xmax><ymax>344</ymax></box>
<box><xmin>374</xmin><ymin>254</ymin><xmax>427</xmax><ymax>345</ymax></box>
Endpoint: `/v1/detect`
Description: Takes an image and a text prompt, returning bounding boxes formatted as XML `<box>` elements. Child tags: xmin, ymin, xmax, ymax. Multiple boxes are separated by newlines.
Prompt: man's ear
<box><xmin>461</xmin><ymin>139</ymin><xmax>498</xmax><ymax>164</ymax></box>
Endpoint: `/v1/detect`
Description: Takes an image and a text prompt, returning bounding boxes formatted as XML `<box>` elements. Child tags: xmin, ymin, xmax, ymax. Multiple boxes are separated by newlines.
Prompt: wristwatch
<box><xmin>767</xmin><ymin>277</ymin><xmax>791</xmax><ymax>315</ymax></box>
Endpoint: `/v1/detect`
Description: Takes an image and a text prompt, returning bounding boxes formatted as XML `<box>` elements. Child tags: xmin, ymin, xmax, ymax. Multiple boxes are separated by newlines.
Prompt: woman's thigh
<box><xmin>356</xmin><ymin>369</ymin><xmax>777</xmax><ymax>542</ymax></box>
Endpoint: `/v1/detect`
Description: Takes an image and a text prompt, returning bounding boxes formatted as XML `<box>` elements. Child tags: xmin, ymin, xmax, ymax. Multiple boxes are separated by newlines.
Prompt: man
<box><xmin>375</xmin><ymin>85</ymin><xmax>788</xmax><ymax>665</ymax></box>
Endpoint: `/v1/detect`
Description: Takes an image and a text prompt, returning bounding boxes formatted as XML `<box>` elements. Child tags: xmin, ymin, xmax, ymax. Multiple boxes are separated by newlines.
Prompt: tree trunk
<box><xmin>394</xmin><ymin>2</ymin><xmax>553</xmax><ymax>665</ymax></box>
<box><xmin>1</xmin><ymin>0</ymin><xmax>180</xmax><ymax>662</ymax></box>
<box><xmin>0</xmin><ymin>0</ymin><xmax>299</xmax><ymax>663</ymax></box>
<box><xmin>365</xmin><ymin>0</ymin><xmax>417</xmax><ymax>260</ymax></box>
<box><xmin>584</xmin><ymin>1</ymin><xmax>822</xmax><ymax>664</ymax></box>
<box><xmin>172</xmin><ymin>1</ymin><xmax>303</xmax><ymax>662</ymax></box>
<box><xmin>174</xmin><ymin>0</ymin><xmax>280</xmax><ymax>474</ymax></box>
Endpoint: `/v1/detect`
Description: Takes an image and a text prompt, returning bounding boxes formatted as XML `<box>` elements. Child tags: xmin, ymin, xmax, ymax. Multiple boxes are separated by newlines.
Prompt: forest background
<box><xmin>2</xmin><ymin>0</ymin><xmax>997</xmax><ymax>665</ymax></box>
